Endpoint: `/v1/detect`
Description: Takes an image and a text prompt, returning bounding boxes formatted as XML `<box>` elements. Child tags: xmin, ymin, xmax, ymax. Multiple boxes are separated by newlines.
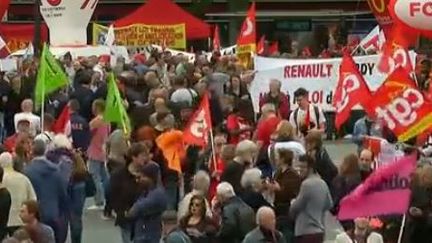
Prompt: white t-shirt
<box><xmin>268</xmin><ymin>141</ymin><xmax>306</xmax><ymax>160</ymax></box>
<box><xmin>289</xmin><ymin>104</ymin><xmax>326</xmax><ymax>135</ymax></box>
<box><xmin>170</xmin><ymin>88</ymin><xmax>198</xmax><ymax>106</ymax></box>
<box><xmin>14</xmin><ymin>112</ymin><xmax>41</xmax><ymax>136</ymax></box>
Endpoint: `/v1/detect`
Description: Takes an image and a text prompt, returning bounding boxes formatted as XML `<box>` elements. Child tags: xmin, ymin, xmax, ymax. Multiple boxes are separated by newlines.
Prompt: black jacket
<box><xmin>240</xmin><ymin>188</ymin><xmax>272</xmax><ymax>213</ymax></box>
<box><xmin>110</xmin><ymin>167</ymin><xmax>143</xmax><ymax>226</ymax></box>
<box><xmin>313</xmin><ymin>147</ymin><xmax>338</xmax><ymax>190</ymax></box>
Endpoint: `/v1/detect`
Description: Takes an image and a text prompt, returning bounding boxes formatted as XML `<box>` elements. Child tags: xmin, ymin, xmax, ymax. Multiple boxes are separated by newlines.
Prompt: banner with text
<box><xmin>92</xmin><ymin>23</ymin><xmax>186</xmax><ymax>49</ymax></box>
<box><xmin>251</xmin><ymin>52</ymin><xmax>416</xmax><ymax>111</ymax></box>
<box><xmin>40</xmin><ymin>0</ymin><xmax>98</xmax><ymax>46</ymax></box>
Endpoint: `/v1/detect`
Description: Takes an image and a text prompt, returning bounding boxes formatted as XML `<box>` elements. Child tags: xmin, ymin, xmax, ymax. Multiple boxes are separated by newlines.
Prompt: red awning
<box><xmin>114</xmin><ymin>0</ymin><xmax>210</xmax><ymax>40</ymax></box>
<box><xmin>0</xmin><ymin>23</ymin><xmax>48</xmax><ymax>42</ymax></box>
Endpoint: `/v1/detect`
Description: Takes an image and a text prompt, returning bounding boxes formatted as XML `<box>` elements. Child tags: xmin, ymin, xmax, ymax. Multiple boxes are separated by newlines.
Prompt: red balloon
<box><xmin>0</xmin><ymin>0</ymin><xmax>10</xmax><ymax>23</ymax></box>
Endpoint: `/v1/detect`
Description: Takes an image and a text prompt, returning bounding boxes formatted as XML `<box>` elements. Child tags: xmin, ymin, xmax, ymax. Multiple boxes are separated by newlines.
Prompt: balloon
<box><xmin>390</xmin><ymin>0</ymin><xmax>432</xmax><ymax>38</ymax></box>
<box><xmin>0</xmin><ymin>0</ymin><xmax>10</xmax><ymax>22</ymax></box>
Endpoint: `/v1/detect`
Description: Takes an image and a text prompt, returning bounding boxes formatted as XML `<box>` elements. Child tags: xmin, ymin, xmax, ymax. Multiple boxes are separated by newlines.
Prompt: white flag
<box><xmin>104</xmin><ymin>25</ymin><xmax>115</xmax><ymax>47</ymax></box>
<box><xmin>0</xmin><ymin>35</ymin><xmax>6</xmax><ymax>50</ymax></box>
<box><xmin>359</xmin><ymin>25</ymin><xmax>384</xmax><ymax>52</ymax></box>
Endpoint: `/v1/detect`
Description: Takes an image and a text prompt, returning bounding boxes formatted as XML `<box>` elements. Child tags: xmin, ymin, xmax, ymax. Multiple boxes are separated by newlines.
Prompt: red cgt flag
<box><xmin>363</xmin><ymin>67</ymin><xmax>432</xmax><ymax>142</ymax></box>
<box><xmin>333</xmin><ymin>52</ymin><xmax>372</xmax><ymax>129</ymax></box>
<box><xmin>257</xmin><ymin>35</ymin><xmax>265</xmax><ymax>55</ymax></box>
<box><xmin>237</xmin><ymin>2</ymin><xmax>256</xmax><ymax>53</ymax></box>
<box><xmin>183</xmin><ymin>92</ymin><xmax>212</xmax><ymax>147</ymax></box>
<box><xmin>213</xmin><ymin>25</ymin><xmax>221</xmax><ymax>52</ymax></box>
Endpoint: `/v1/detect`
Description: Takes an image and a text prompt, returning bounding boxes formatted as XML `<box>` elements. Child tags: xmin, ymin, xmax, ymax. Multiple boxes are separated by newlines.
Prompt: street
<box><xmin>79</xmin><ymin>141</ymin><xmax>357</xmax><ymax>243</ymax></box>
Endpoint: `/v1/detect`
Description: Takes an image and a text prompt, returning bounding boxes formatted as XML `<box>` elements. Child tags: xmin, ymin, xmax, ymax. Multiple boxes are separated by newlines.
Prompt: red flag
<box><xmin>301</xmin><ymin>47</ymin><xmax>312</xmax><ymax>58</ymax></box>
<box><xmin>333</xmin><ymin>52</ymin><xmax>372</xmax><ymax>129</ymax></box>
<box><xmin>52</xmin><ymin>105</ymin><xmax>71</xmax><ymax>134</ymax></box>
<box><xmin>183</xmin><ymin>93</ymin><xmax>212</xmax><ymax>147</ymax></box>
<box><xmin>256</xmin><ymin>35</ymin><xmax>265</xmax><ymax>55</ymax></box>
<box><xmin>365</xmin><ymin>0</ymin><xmax>393</xmax><ymax>37</ymax></box>
<box><xmin>363</xmin><ymin>67</ymin><xmax>432</xmax><ymax>142</ymax></box>
<box><xmin>237</xmin><ymin>2</ymin><xmax>256</xmax><ymax>53</ymax></box>
<box><xmin>213</xmin><ymin>25</ymin><xmax>221</xmax><ymax>52</ymax></box>
<box><xmin>268</xmin><ymin>41</ymin><xmax>279</xmax><ymax>55</ymax></box>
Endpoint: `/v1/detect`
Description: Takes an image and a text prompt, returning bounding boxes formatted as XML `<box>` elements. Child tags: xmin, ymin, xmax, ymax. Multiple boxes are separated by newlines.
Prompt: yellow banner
<box><xmin>237</xmin><ymin>43</ymin><xmax>256</xmax><ymax>54</ymax></box>
<box><xmin>92</xmin><ymin>23</ymin><xmax>186</xmax><ymax>49</ymax></box>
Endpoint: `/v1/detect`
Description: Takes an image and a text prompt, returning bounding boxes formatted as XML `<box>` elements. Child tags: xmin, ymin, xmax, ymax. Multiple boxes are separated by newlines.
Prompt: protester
<box><xmin>290</xmin><ymin>154</ymin><xmax>332</xmax><ymax>243</ymax></box>
<box><xmin>33</xmin><ymin>113</ymin><xmax>55</xmax><ymax>150</ymax></box>
<box><xmin>0</xmin><ymin>167</ymin><xmax>11</xmax><ymax>241</ymax></box>
<box><xmin>214</xmin><ymin>182</ymin><xmax>255</xmax><ymax>243</ymax></box>
<box><xmin>11</xmin><ymin>135</ymin><xmax>32</xmax><ymax>173</ymax></box>
<box><xmin>87</xmin><ymin>99</ymin><xmax>110</xmax><ymax>211</ymax></box>
<box><xmin>126</xmin><ymin>162</ymin><xmax>167</xmax><ymax>243</ymax></box>
<box><xmin>242</xmin><ymin>206</ymin><xmax>286</xmax><ymax>243</ymax></box>
<box><xmin>304</xmin><ymin>131</ymin><xmax>337</xmax><ymax>189</ymax></box>
<box><xmin>240</xmin><ymin>168</ymin><xmax>272</xmax><ymax>212</ymax></box>
<box><xmin>272</xmin><ymin>149</ymin><xmax>301</xmax><ymax>243</ymax></box>
<box><xmin>18</xmin><ymin>200</ymin><xmax>55</xmax><ymax>243</ymax></box>
<box><xmin>69</xmin><ymin>99</ymin><xmax>91</xmax><ymax>153</ymax></box>
<box><xmin>406</xmin><ymin>165</ymin><xmax>432</xmax><ymax>243</ymax></box>
<box><xmin>359</xmin><ymin>149</ymin><xmax>374</xmax><ymax>181</ymax></box>
<box><xmin>3</xmin><ymin>121</ymin><xmax>31</xmax><ymax>154</ymax></box>
<box><xmin>335</xmin><ymin>217</ymin><xmax>384</xmax><ymax>243</ymax></box>
<box><xmin>221</xmin><ymin>140</ymin><xmax>257</xmax><ymax>194</ymax></box>
<box><xmin>179</xmin><ymin>194</ymin><xmax>218</xmax><ymax>243</ymax></box>
<box><xmin>24</xmin><ymin>139</ymin><xmax>68</xmax><ymax>243</ymax></box>
<box><xmin>331</xmin><ymin>153</ymin><xmax>362</xmax><ymax>230</ymax></box>
<box><xmin>259</xmin><ymin>79</ymin><xmax>290</xmax><ymax>119</ymax></box>
<box><xmin>0</xmin><ymin>152</ymin><xmax>36</xmax><ymax>237</ymax></box>
<box><xmin>13</xmin><ymin>99</ymin><xmax>40</xmax><ymax>137</ymax></box>
<box><xmin>178</xmin><ymin>170</ymin><xmax>212</xmax><ymax>220</ymax></box>
<box><xmin>255</xmin><ymin>103</ymin><xmax>280</xmax><ymax>148</ymax></box>
<box><xmin>110</xmin><ymin>143</ymin><xmax>150</xmax><ymax>243</ymax></box>
<box><xmin>45</xmin><ymin>134</ymin><xmax>87</xmax><ymax>243</ymax></box>
<box><xmin>289</xmin><ymin>88</ymin><xmax>325</xmax><ymax>137</ymax></box>
<box><xmin>352</xmin><ymin>115</ymin><xmax>382</xmax><ymax>153</ymax></box>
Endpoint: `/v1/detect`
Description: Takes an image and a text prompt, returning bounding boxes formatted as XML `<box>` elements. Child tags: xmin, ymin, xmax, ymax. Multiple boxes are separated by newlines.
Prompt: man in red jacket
<box><xmin>259</xmin><ymin>79</ymin><xmax>290</xmax><ymax>119</ymax></box>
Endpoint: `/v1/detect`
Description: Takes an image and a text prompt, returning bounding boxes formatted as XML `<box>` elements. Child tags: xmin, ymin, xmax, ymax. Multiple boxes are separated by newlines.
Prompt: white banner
<box><xmin>251</xmin><ymin>52</ymin><xmax>417</xmax><ymax>111</ymax></box>
<box><xmin>40</xmin><ymin>0</ymin><xmax>98</xmax><ymax>46</ymax></box>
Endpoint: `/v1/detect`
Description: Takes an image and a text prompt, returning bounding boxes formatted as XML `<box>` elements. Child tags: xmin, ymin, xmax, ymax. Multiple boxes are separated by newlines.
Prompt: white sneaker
<box><xmin>87</xmin><ymin>205</ymin><xmax>104</xmax><ymax>211</ymax></box>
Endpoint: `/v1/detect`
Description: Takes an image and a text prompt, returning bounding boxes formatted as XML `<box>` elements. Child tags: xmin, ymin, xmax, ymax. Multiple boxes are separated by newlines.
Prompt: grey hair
<box><xmin>235</xmin><ymin>140</ymin><xmax>258</xmax><ymax>157</ymax></box>
<box><xmin>193</xmin><ymin>170</ymin><xmax>210</xmax><ymax>193</ymax></box>
<box><xmin>256</xmin><ymin>206</ymin><xmax>275</xmax><ymax>225</ymax></box>
<box><xmin>0</xmin><ymin>152</ymin><xmax>13</xmax><ymax>169</ymax></box>
<box><xmin>261</xmin><ymin>103</ymin><xmax>276</xmax><ymax>114</ymax></box>
<box><xmin>241</xmin><ymin>168</ymin><xmax>262</xmax><ymax>190</ymax></box>
<box><xmin>32</xmin><ymin>139</ymin><xmax>47</xmax><ymax>157</ymax></box>
<box><xmin>216</xmin><ymin>182</ymin><xmax>235</xmax><ymax>199</ymax></box>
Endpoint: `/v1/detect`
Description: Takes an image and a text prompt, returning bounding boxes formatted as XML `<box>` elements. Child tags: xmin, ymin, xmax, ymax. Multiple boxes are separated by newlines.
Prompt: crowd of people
<box><xmin>0</xmin><ymin>48</ymin><xmax>430</xmax><ymax>243</ymax></box>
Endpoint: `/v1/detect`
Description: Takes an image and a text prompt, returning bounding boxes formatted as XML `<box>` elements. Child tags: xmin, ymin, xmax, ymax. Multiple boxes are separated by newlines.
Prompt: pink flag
<box><xmin>338</xmin><ymin>155</ymin><xmax>416</xmax><ymax>220</ymax></box>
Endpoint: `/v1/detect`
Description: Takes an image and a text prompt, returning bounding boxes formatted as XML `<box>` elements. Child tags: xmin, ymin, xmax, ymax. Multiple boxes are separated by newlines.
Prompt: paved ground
<box><xmin>77</xmin><ymin>140</ymin><xmax>357</xmax><ymax>243</ymax></box>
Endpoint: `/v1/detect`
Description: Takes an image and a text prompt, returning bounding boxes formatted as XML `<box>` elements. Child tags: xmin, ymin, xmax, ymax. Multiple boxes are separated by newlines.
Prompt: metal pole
<box><xmin>34</xmin><ymin>0</ymin><xmax>42</xmax><ymax>57</ymax></box>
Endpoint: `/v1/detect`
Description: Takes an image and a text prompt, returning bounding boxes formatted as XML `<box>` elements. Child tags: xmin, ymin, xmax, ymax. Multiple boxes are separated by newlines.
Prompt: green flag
<box><xmin>34</xmin><ymin>44</ymin><xmax>68</xmax><ymax>106</ymax></box>
<box><xmin>104</xmin><ymin>73</ymin><xmax>131</xmax><ymax>135</ymax></box>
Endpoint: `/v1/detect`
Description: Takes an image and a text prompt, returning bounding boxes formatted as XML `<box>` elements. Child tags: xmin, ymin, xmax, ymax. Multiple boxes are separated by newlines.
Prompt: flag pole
<box><xmin>40</xmin><ymin>46</ymin><xmax>45</xmax><ymax>134</ymax></box>
<box><xmin>397</xmin><ymin>214</ymin><xmax>406</xmax><ymax>243</ymax></box>
<box><xmin>209</xmin><ymin>128</ymin><xmax>217</xmax><ymax>172</ymax></box>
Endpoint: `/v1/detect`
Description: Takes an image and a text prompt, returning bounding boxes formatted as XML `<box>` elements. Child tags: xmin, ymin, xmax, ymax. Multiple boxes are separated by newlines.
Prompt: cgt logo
<box><xmin>392</xmin><ymin>0</ymin><xmax>432</xmax><ymax>32</ymax></box>
<box><xmin>336</xmin><ymin>74</ymin><xmax>360</xmax><ymax>112</ymax></box>
<box><xmin>375</xmin><ymin>88</ymin><xmax>424</xmax><ymax>130</ymax></box>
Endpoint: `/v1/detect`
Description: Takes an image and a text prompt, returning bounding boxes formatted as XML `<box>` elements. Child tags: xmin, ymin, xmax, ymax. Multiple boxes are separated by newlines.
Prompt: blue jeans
<box><xmin>69</xmin><ymin>182</ymin><xmax>86</xmax><ymax>243</ymax></box>
<box><xmin>120</xmin><ymin>224</ymin><xmax>133</xmax><ymax>243</ymax></box>
<box><xmin>88</xmin><ymin>160</ymin><xmax>108</xmax><ymax>206</ymax></box>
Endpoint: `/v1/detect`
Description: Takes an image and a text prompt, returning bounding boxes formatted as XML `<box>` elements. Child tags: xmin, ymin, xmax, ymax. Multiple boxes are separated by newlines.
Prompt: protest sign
<box><xmin>338</xmin><ymin>155</ymin><xmax>416</xmax><ymax>220</ymax></box>
<box><xmin>251</xmin><ymin>52</ymin><xmax>416</xmax><ymax>111</ymax></box>
<box><xmin>92</xmin><ymin>23</ymin><xmax>186</xmax><ymax>49</ymax></box>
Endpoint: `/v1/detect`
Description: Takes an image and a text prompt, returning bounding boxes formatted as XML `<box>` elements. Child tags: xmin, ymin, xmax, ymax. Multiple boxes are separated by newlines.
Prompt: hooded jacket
<box><xmin>24</xmin><ymin>157</ymin><xmax>69</xmax><ymax>222</ymax></box>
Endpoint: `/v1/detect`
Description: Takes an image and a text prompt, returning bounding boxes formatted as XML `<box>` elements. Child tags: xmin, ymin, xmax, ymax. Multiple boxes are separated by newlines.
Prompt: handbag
<box><xmin>84</xmin><ymin>172</ymin><xmax>96</xmax><ymax>198</ymax></box>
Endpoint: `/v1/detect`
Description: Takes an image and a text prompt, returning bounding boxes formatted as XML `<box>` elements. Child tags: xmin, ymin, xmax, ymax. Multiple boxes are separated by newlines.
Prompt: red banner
<box><xmin>364</xmin><ymin>67</ymin><xmax>432</xmax><ymax>142</ymax></box>
<box><xmin>183</xmin><ymin>93</ymin><xmax>212</xmax><ymax>147</ymax></box>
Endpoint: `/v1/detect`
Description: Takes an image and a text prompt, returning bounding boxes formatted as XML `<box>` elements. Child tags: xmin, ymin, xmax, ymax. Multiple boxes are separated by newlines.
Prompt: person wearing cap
<box><xmin>0</xmin><ymin>152</ymin><xmax>36</xmax><ymax>236</ymax></box>
<box><xmin>13</xmin><ymin>99</ymin><xmax>40</xmax><ymax>137</ymax></box>
<box><xmin>3</xmin><ymin>119</ymin><xmax>31</xmax><ymax>153</ymax></box>
<box><xmin>126</xmin><ymin>162</ymin><xmax>167</xmax><ymax>243</ymax></box>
